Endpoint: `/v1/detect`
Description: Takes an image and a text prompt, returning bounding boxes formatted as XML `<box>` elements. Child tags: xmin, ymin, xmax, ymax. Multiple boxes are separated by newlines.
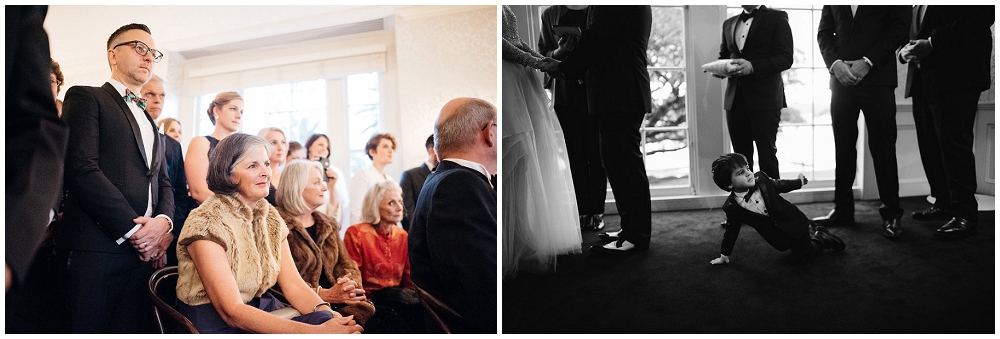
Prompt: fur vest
<box><xmin>278</xmin><ymin>207</ymin><xmax>375</xmax><ymax>324</ymax></box>
<box><xmin>176</xmin><ymin>194</ymin><xmax>288</xmax><ymax>306</ymax></box>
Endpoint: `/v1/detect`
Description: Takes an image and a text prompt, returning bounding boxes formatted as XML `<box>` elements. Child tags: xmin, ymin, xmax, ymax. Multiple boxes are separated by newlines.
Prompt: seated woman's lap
<box><xmin>178</xmin><ymin>291</ymin><xmax>333</xmax><ymax>333</ymax></box>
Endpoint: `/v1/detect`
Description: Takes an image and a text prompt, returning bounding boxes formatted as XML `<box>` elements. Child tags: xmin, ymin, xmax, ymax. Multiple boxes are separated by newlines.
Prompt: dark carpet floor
<box><xmin>502</xmin><ymin>196</ymin><xmax>995</xmax><ymax>334</ymax></box>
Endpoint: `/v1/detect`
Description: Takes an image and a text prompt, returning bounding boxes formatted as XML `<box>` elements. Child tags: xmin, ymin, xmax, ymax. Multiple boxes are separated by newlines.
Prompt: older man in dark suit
<box><xmin>717</xmin><ymin>5</ymin><xmax>793</xmax><ymax>179</ymax></box>
<box><xmin>399</xmin><ymin>134</ymin><xmax>437</xmax><ymax>231</ymax></box>
<box><xmin>546</xmin><ymin>5</ymin><xmax>653</xmax><ymax>253</ymax></box>
<box><xmin>898</xmin><ymin>5</ymin><xmax>993</xmax><ymax>239</ymax></box>
<box><xmin>57</xmin><ymin>23</ymin><xmax>174</xmax><ymax>333</ymax></box>
<box><xmin>408</xmin><ymin>98</ymin><xmax>496</xmax><ymax>333</ymax></box>
<box><xmin>815</xmin><ymin>5</ymin><xmax>910</xmax><ymax>239</ymax></box>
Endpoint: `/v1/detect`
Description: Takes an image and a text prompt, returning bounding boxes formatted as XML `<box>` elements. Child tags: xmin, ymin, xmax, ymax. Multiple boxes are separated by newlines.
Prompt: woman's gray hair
<box><xmin>206</xmin><ymin>133</ymin><xmax>273</xmax><ymax>196</ymax></box>
<box><xmin>434</xmin><ymin>98</ymin><xmax>496</xmax><ymax>157</ymax></box>
<box><xmin>360</xmin><ymin>179</ymin><xmax>402</xmax><ymax>226</ymax></box>
<box><xmin>275</xmin><ymin>160</ymin><xmax>324</xmax><ymax>216</ymax></box>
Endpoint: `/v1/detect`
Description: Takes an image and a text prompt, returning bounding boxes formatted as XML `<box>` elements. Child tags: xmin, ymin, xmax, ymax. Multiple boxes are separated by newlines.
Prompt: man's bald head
<box><xmin>434</xmin><ymin>97</ymin><xmax>496</xmax><ymax>159</ymax></box>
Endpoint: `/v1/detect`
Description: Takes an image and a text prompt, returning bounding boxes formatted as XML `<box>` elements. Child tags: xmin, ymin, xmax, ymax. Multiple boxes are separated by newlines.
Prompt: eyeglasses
<box><xmin>481</xmin><ymin>122</ymin><xmax>498</xmax><ymax>131</ymax></box>
<box><xmin>112</xmin><ymin>40</ymin><xmax>163</xmax><ymax>63</ymax></box>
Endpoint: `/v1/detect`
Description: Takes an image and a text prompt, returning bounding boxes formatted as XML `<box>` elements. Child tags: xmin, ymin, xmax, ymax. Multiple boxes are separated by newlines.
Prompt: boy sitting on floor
<box><xmin>709</xmin><ymin>153</ymin><xmax>845</xmax><ymax>265</ymax></box>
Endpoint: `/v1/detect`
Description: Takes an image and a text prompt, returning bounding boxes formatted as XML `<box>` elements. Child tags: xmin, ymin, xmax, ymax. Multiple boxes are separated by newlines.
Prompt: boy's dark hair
<box><xmin>107</xmin><ymin>23</ymin><xmax>151</xmax><ymax>49</ymax></box>
<box><xmin>424</xmin><ymin>134</ymin><xmax>434</xmax><ymax>151</ymax></box>
<box><xmin>711</xmin><ymin>153</ymin><xmax>749</xmax><ymax>191</ymax></box>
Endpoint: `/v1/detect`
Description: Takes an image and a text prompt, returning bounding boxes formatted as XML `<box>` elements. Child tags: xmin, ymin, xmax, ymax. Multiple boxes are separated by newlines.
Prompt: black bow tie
<box><xmin>743</xmin><ymin>185</ymin><xmax>757</xmax><ymax>202</ymax></box>
<box><xmin>739</xmin><ymin>10</ymin><xmax>756</xmax><ymax>22</ymax></box>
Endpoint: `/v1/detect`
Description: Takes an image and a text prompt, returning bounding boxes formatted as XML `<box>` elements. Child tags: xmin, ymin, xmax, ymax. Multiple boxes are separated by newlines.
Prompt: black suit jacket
<box><xmin>5</xmin><ymin>5</ymin><xmax>69</xmax><ymax>285</ymax></box>
<box><xmin>57</xmin><ymin>82</ymin><xmax>174</xmax><ymax>254</ymax></box>
<box><xmin>408</xmin><ymin>160</ymin><xmax>496</xmax><ymax>333</ymax></box>
<box><xmin>720</xmin><ymin>6</ymin><xmax>793</xmax><ymax>111</ymax></box>
<box><xmin>818</xmin><ymin>5</ymin><xmax>911</xmax><ymax>88</ymax></box>
<box><xmin>721</xmin><ymin>172</ymin><xmax>808</xmax><ymax>256</ymax></box>
<box><xmin>901</xmin><ymin>5</ymin><xmax>993</xmax><ymax>97</ymax></box>
<box><xmin>559</xmin><ymin>5</ymin><xmax>652</xmax><ymax>117</ymax></box>
<box><xmin>399</xmin><ymin>162</ymin><xmax>431</xmax><ymax>230</ymax></box>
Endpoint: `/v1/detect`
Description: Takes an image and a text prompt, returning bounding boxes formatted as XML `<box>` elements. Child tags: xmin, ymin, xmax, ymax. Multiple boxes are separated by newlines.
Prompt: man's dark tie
<box><xmin>124</xmin><ymin>89</ymin><xmax>147</xmax><ymax>111</ymax></box>
<box><xmin>490</xmin><ymin>174</ymin><xmax>497</xmax><ymax>191</ymax></box>
<box><xmin>739</xmin><ymin>10</ymin><xmax>756</xmax><ymax>23</ymax></box>
<box><xmin>743</xmin><ymin>184</ymin><xmax>757</xmax><ymax>203</ymax></box>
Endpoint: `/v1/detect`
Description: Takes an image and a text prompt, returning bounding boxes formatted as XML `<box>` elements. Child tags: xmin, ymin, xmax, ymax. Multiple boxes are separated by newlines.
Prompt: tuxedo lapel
<box><xmin>742</xmin><ymin>6</ymin><xmax>766</xmax><ymax>51</ymax></box>
<box><xmin>724</xmin><ymin>17</ymin><xmax>739</xmax><ymax>54</ymax></box>
<box><xmin>755</xmin><ymin>173</ymin><xmax>776</xmax><ymax>213</ymax></box>
<box><xmin>102</xmin><ymin>82</ymin><xmax>150</xmax><ymax>170</ymax></box>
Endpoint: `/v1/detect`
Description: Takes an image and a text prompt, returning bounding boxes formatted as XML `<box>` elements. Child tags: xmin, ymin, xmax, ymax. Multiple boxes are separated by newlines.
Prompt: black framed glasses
<box><xmin>112</xmin><ymin>40</ymin><xmax>163</xmax><ymax>63</ymax></box>
<box><xmin>481</xmin><ymin>122</ymin><xmax>497</xmax><ymax>131</ymax></box>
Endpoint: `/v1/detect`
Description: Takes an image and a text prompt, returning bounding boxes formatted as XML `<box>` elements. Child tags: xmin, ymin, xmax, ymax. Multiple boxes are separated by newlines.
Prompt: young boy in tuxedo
<box><xmin>709</xmin><ymin>153</ymin><xmax>845</xmax><ymax>265</ymax></box>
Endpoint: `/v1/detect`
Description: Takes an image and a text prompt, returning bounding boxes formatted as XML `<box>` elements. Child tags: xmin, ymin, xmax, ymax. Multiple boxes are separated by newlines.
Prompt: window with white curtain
<box><xmin>346</xmin><ymin>72</ymin><xmax>381</xmax><ymax>174</ymax></box>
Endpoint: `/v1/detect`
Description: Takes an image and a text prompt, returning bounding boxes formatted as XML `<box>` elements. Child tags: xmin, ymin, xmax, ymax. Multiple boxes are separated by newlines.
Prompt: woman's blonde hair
<box><xmin>206</xmin><ymin>91</ymin><xmax>242</xmax><ymax>126</ymax></box>
<box><xmin>275</xmin><ymin>160</ymin><xmax>325</xmax><ymax>216</ymax></box>
<box><xmin>157</xmin><ymin>117</ymin><xmax>180</xmax><ymax>133</ymax></box>
<box><xmin>360</xmin><ymin>179</ymin><xmax>402</xmax><ymax>226</ymax></box>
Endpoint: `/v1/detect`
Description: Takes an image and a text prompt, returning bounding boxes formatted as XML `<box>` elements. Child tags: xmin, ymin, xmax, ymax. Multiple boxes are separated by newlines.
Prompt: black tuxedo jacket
<box><xmin>721</xmin><ymin>172</ymin><xmax>808</xmax><ymax>256</ymax></box>
<box><xmin>902</xmin><ymin>5</ymin><xmax>993</xmax><ymax>97</ymax></box>
<box><xmin>818</xmin><ymin>5</ymin><xmax>911</xmax><ymax>88</ymax></box>
<box><xmin>57</xmin><ymin>82</ymin><xmax>174</xmax><ymax>254</ymax></box>
<box><xmin>408</xmin><ymin>160</ymin><xmax>496</xmax><ymax>333</ymax></box>
<box><xmin>720</xmin><ymin>6</ymin><xmax>793</xmax><ymax>111</ymax></box>
<box><xmin>399</xmin><ymin>162</ymin><xmax>431</xmax><ymax>230</ymax></box>
<box><xmin>559</xmin><ymin>5</ymin><xmax>652</xmax><ymax>117</ymax></box>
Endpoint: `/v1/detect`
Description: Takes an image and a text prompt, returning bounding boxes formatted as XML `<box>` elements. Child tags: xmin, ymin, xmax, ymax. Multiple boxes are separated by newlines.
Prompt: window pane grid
<box><xmin>645</xmin><ymin>5</ymin><xmax>689</xmax><ymax>189</ymax></box>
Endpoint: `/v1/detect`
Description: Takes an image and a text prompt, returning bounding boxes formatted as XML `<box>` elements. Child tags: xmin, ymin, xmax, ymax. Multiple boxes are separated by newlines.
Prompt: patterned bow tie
<box><xmin>124</xmin><ymin>89</ymin><xmax>147</xmax><ymax>111</ymax></box>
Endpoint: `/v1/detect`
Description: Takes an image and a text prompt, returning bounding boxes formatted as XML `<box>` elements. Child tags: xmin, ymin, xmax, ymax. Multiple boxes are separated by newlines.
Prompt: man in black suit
<box><xmin>399</xmin><ymin>134</ymin><xmax>437</xmax><ymax>231</ymax></box>
<box><xmin>897</xmin><ymin>5</ymin><xmax>993</xmax><ymax>239</ymax></box>
<box><xmin>57</xmin><ymin>23</ymin><xmax>174</xmax><ymax>333</ymax></box>
<box><xmin>408</xmin><ymin>97</ymin><xmax>496</xmax><ymax>333</ymax></box>
<box><xmin>141</xmin><ymin>75</ymin><xmax>192</xmax><ymax>266</ymax></box>
<box><xmin>717</xmin><ymin>5</ymin><xmax>793</xmax><ymax>179</ymax></box>
<box><xmin>538</xmin><ymin>5</ymin><xmax>608</xmax><ymax>231</ymax></box>
<box><xmin>5</xmin><ymin>5</ymin><xmax>69</xmax><ymax>294</ymax></box>
<box><xmin>815</xmin><ymin>5</ymin><xmax>910</xmax><ymax>239</ymax></box>
<box><xmin>545</xmin><ymin>5</ymin><xmax>652</xmax><ymax>253</ymax></box>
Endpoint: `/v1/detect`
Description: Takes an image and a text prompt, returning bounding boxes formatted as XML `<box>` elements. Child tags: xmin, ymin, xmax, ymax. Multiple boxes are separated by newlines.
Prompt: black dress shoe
<box><xmin>936</xmin><ymin>217</ymin><xmax>978</xmax><ymax>239</ymax></box>
<box><xmin>598</xmin><ymin>230</ymin><xmax>620</xmax><ymax>240</ymax></box>
<box><xmin>591</xmin><ymin>214</ymin><xmax>605</xmax><ymax>231</ymax></box>
<box><xmin>579</xmin><ymin>215</ymin><xmax>592</xmax><ymax>230</ymax></box>
<box><xmin>812</xmin><ymin>226</ymin><xmax>845</xmax><ymax>251</ymax></box>
<box><xmin>589</xmin><ymin>239</ymin><xmax>647</xmax><ymax>254</ymax></box>
<box><xmin>912</xmin><ymin>207</ymin><xmax>953</xmax><ymax>221</ymax></box>
<box><xmin>812</xmin><ymin>209</ymin><xmax>856</xmax><ymax>227</ymax></box>
<box><xmin>882</xmin><ymin>218</ymin><xmax>902</xmax><ymax>239</ymax></box>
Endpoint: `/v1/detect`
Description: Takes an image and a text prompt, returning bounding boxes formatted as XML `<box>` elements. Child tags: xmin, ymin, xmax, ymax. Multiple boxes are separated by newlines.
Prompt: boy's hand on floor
<box><xmin>710</xmin><ymin>254</ymin><xmax>730</xmax><ymax>265</ymax></box>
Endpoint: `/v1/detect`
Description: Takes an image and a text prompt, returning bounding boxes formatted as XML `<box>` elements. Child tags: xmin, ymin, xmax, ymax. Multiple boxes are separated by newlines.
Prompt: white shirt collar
<box><xmin>425</xmin><ymin>161</ymin><xmax>435</xmax><ymax>171</ymax></box>
<box><xmin>442</xmin><ymin>158</ymin><xmax>492</xmax><ymax>185</ymax></box>
<box><xmin>744</xmin><ymin>6</ymin><xmax>761</xmax><ymax>14</ymax></box>
<box><xmin>108</xmin><ymin>78</ymin><xmax>129</xmax><ymax>97</ymax></box>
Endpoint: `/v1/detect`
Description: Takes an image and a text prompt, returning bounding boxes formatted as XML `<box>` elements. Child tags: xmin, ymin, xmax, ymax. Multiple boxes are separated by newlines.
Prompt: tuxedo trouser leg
<box><xmin>911</xmin><ymin>74</ymin><xmax>952</xmax><ymax>210</ymax></box>
<box><xmin>583</xmin><ymin>113</ymin><xmax>608</xmax><ymax>214</ymax></box>
<box><xmin>555</xmin><ymin>104</ymin><xmax>606</xmax><ymax>215</ymax></box>
<box><xmin>830</xmin><ymin>84</ymin><xmax>862</xmax><ymax>216</ymax></box>
<box><xmin>749</xmin><ymin>108</ymin><xmax>782</xmax><ymax>179</ymax></box>
<box><xmin>726</xmin><ymin>108</ymin><xmax>757</xmax><ymax>173</ymax></box>
<box><xmin>858</xmin><ymin>86</ymin><xmax>902</xmax><ymax>220</ymax></box>
<box><xmin>598</xmin><ymin>112</ymin><xmax>651</xmax><ymax>248</ymax></box>
<box><xmin>60</xmin><ymin>249</ymin><xmax>155</xmax><ymax>333</ymax></box>
<box><xmin>926</xmin><ymin>87</ymin><xmax>981</xmax><ymax>222</ymax></box>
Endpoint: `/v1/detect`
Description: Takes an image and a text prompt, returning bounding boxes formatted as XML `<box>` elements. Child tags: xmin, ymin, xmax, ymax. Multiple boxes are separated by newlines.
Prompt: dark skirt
<box><xmin>178</xmin><ymin>291</ymin><xmax>333</xmax><ymax>334</ymax></box>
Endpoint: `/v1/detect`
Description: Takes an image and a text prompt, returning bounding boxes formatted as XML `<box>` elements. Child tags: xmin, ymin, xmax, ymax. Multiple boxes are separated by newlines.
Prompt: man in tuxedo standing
<box><xmin>717</xmin><ymin>5</ymin><xmax>793</xmax><ymax>179</ymax></box>
<box><xmin>545</xmin><ymin>5</ymin><xmax>652</xmax><ymax>253</ymax></box>
<box><xmin>141</xmin><ymin>75</ymin><xmax>191</xmax><ymax>266</ymax></box>
<box><xmin>399</xmin><ymin>134</ymin><xmax>437</xmax><ymax>230</ymax></box>
<box><xmin>538</xmin><ymin>5</ymin><xmax>608</xmax><ymax>232</ymax></box>
<box><xmin>814</xmin><ymin>6</ymin><xmax>910</xmax><ymax>239</ymax></box>
<box><xmin>408</xmin><ymin>98</ymin><xmax>497</xmax><ymax>333</ymax></box>
<box><xmin>57</xmin><ymin>23</ymin><xmax>174</xmax><ymax>333</ymax></box>
<box><xmin>898</xmin><ymin>5</ymin><xmax>993</xmax><ymax>239</ymax></box>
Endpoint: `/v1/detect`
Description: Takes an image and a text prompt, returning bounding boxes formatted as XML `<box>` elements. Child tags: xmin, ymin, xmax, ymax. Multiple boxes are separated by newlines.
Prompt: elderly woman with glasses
<box><xmin>176</xmin><ymin>133</ymin><xmax>362</xmax><ymax>334</ymax></box>
<box><xmin>343</xmin><ymin>180</ymin><xmax>424</xmax><ymax>333</ymax></box>
<box><xmin>274</xmin><ymin>160</ymin><xmax>375</xmax><ymax>325</ymax></box>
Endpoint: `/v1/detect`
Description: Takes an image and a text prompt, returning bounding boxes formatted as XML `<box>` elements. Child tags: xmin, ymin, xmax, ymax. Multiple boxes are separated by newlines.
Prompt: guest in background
<box><xmin>898</xmin><ymin>5</ymin><xmax>993</xmax><ymax>239</ymax></box>
<box><xmin>176</xmin><ymin>133</ymin><xmax>362</xmax><ymax>334</ymax></box>
<box><xmin>275</xmin><ymin>160</ymin><xmax>375</xmax><ymax>326</ymax></box>
<box><xmin>185</xmin><ymin>91</ymin><xmax>242</xmax><ymax>205</ymax></box>
<box><xmin>815</xmin><ymin>5</ymin><xmax>910</xmax><ymax>239</ymax></box>
<box><xmin>287</xmin><ymin>141</ymin><xmax>306</xmax><ymax>163</ymax></box>
<box><xmin>142</xmin><ymin>74</ymin><xmax>191</xmax><ymax>267</ymax></box>
<box><xmin>305</xmin><ymin>133</ymin><xmax>349</xmax><ymax>233</ymax></box>
<box><xmin>157</xmin><ymin>117</ymin><xmax>182</xmax><ymax>142</ymax></box>
<box><xmin>258</xmin><ymin>127</ymin><xmax>287</xmax><ymax>204</ymax></box>
<box><xmin>50</xmin><ymin>58</ymin><xmax>64</xmax><ymax>116</ymax></box>
<box><xmin>409</xmin><ymin>97</ymin><xmax>497</xmax><ymax>333</ymax></box>
<box><xmin>399</xmin><ymin>134</ymin><xmax>437</xmax><ymax>231</ymax></box>
<box><xmin>349</xmin><ymin>133</ymin><xmax>396</xmax><ymax>226</ymax></box>
<box><xmin>344</xmin><ymin>180</ymin><xmax>423</xmax><ymax>333</ymax></box>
